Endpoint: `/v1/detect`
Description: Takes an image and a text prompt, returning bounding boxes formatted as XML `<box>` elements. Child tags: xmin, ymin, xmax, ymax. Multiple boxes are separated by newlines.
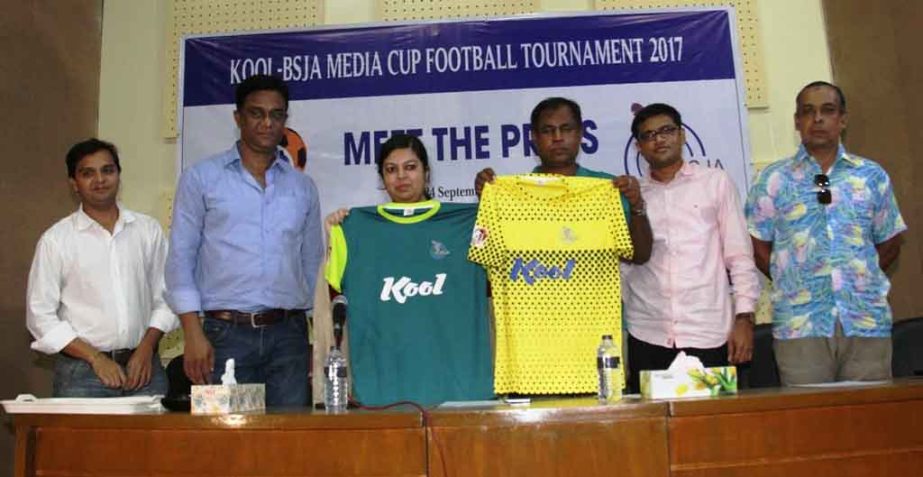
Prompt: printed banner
<box><xmin>180</xmin><ymin>9</ymin><xmax>751</xmax><ymax>214</ymax></box>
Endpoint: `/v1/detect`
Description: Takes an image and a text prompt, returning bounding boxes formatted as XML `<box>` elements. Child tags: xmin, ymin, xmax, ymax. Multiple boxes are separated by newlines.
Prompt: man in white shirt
<box><xmin>26</xmin><ymin>138</ymin><xmax>177</xmax><ymax>397</ymax></box>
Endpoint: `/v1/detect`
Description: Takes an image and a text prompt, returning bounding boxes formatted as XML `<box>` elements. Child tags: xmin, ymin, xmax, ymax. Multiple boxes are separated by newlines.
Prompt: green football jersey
<box><xmin>326</xmin><ymin>200</ymin><xmax>493</xmax><ymax>406</ymax></box>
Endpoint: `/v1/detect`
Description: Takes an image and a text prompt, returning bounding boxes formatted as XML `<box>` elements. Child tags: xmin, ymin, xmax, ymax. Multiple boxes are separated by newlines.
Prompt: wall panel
<box><xmin>0</xmin><ymin>1</ymin><xmax>103</xmax><ymax>473</ymax></box>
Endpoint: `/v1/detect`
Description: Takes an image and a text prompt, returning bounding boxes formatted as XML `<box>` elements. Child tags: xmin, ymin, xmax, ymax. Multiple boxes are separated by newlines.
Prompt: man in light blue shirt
<box><xmin>166</xmin><ymin>75</ymin><xmax>323</xmax><ymax>406</ymax></box>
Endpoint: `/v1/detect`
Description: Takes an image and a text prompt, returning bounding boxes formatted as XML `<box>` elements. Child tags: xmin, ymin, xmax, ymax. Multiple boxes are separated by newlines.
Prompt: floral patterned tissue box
<box><xmin>640</xmin><ymin>366</ymin><xmax>737</xmax><ymax>399</ymax></box>
<box><xmin>191</xmin><ymin>383</ymin><xmax>265</xmax><ymax>414</ymax></box>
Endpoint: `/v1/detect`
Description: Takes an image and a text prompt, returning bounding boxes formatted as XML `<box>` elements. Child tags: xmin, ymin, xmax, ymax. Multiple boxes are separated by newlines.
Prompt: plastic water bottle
<box><xmin>324</xmin><ymin>346</ymin><xmax>348</xmax><ymax>412</ymax></box>
<box><xmin>597</xmin><ymin>335</ymin><xmax>622</xmax><ymax>403</ymax></box>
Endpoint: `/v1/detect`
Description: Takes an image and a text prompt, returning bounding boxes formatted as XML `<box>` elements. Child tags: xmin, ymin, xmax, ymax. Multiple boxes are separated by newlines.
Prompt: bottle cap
<box><xmin>601</xmin><ymin>334</ymin><xmax>613</xmax><ymax>340</ymax></box>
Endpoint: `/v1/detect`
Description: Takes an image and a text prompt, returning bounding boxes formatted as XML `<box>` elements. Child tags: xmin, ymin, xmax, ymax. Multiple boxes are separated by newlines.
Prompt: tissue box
<box><xmin>191</xmin><ymin>383</ymin><xmax>265</xmax><ymax>414</ymax></box>
<box><xmin>640</xmin><ymin>366</ymin><xmax>737</xmax><ymax>399</ymax></box>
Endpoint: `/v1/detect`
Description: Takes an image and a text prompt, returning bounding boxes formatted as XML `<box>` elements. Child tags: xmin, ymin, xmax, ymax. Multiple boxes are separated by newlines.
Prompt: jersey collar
<box><xmin>377</xmin><ymin>199</ymin><xmax>441</xmax><ymax>224</ymax></box>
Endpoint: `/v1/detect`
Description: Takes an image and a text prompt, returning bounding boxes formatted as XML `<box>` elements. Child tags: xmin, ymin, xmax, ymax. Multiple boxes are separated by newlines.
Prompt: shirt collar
<box><xmin>74</xmin><ymin>203</ymin><xmax>134</xmax><ymax>231</ymax></box>
<box><xmin>224</xmin><ymin>142</ymin><xmax>291</xmax><ymax>173</ymax></box>
<box><xmin>794</xmin><ymin>143</ymin><xmax>858</xmax><ymax>169</ymax></box>
<box><xmin>641</xmin><ymin>160</ymin><xmax>692</xmax><ymax>186</ymax></box>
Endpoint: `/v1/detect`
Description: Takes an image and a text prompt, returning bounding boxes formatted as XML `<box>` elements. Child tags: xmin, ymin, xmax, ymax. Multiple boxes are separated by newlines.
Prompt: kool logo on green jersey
<box><xmin>380</xmin><ymin>273</ymin><xmax>447</xmax><ymax>304</ymax></box>
<box><xmin>509</xmin><ymin>258</ymin><xmax>576</xmax><ymax>285</ymax></box>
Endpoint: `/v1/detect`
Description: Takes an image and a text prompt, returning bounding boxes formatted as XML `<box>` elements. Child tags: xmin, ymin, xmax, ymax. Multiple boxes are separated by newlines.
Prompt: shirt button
<box><xmin>666</xmin><ymin>338</ymin><xmax>674</xmax><ymax>347</ymax></box>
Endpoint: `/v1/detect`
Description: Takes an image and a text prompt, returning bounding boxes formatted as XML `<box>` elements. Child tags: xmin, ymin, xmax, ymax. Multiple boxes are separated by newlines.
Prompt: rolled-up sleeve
<box><xmin>26</xmin><ymin>236</ymin><xmax>79</xmax><ymax>354</ymax></box>
<box><xmin>148</xmin><ymin>222</ymin><xmax>179</xmax><ymax>332</ymax></box>
<box><xmin>165</xmin><ymin>168</ymin><xmax>206</xmax><ymax>315</ymax></box>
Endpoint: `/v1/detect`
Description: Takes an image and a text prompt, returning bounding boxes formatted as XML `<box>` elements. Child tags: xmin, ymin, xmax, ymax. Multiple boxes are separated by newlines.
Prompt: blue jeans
<box><xmin>203</xmin><ymin>313</ymin><xmax>310</xmax><ymax>407</ymax></box>
<box><xmin>53</xmin><ymin>351</ymin><xmax>167</xmax><ymax>397</ymax></box>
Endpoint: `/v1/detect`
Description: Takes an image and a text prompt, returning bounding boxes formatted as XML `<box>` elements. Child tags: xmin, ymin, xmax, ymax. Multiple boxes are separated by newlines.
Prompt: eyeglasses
<box><xmin>814</xmin><ymin>174</ymin><xmax>831</xmax><ymax>205</ymax></box>
<box><xmin>638</xmin><ymin>125</ymin><xmax>680</xmax><ymax>143</ymax></box>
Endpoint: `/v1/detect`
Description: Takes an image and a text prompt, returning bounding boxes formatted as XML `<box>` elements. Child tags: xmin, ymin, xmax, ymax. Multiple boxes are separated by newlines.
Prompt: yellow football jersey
<box><xmin>468</xmin><ymin>175</ymin><xmax>633</xmax><ymax>394</ymax></box>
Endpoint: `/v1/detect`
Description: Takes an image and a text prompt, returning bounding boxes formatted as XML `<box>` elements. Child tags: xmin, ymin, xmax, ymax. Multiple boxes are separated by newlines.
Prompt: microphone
<box><xmin>331</xmin><ymin>295</ymin><xmax>348</xmax><ymax>350</ymax></box>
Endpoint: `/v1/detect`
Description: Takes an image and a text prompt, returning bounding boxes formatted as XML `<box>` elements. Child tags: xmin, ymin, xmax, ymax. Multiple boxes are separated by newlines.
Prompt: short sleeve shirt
<box><xmin>745</xmin><ymin>144</ymin><xmax>906</xmax><ymax>339</ymax></box>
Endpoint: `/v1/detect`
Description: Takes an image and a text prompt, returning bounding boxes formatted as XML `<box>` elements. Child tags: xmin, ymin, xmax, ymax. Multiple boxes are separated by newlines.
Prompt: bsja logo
<box><xmin>622</xmin><ymin>103</ymin><xmax>723</xmax><ymax>177</ymax></box>
<box><xmin>509</xmin><ymin>258</ymin><xmax>576</xmax><ymax>285</ymax></box>
<box><xmin>380</xmin><ymin>273</ymin><xmax>447</xmax><ymax>304</ymax></box>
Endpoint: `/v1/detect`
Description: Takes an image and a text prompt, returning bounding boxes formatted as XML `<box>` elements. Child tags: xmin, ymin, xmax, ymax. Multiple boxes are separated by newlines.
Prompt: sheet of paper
<box><xmin>438</xmin><ymin>400</ymin><xmax>504</xmax><ymax>408</ymax></box>
<box><xmin>1</xmin><ymin>394</ymin><xmax>164</xmax><ymax>414</ymax></box>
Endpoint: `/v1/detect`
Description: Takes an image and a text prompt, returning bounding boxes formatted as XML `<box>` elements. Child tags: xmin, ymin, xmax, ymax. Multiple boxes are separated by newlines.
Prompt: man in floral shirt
<box><xmin>746</xmin><ymin>81</ymin><xmax>906</xmax><ymax>385</ymax></box>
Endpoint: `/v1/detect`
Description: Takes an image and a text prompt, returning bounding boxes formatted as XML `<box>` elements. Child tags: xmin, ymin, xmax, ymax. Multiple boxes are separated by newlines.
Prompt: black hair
<box><xmin>65</xmin><ymin>138</ymin><xmax>121</xmax><ymax>178</ymax></box>
<box><xmin>376</xmin><ymin>134</ymin><xmax>430</xmax><ymax>176</ymax></box>
<box><xmin>796</xmin><ymin>81</ymin><xmax>847</xmax><ymax>112</ymax></box>
<box><xmin>631</xmin><ymin>103</ymin><xmax>683</xmax><ymax>140</ymax></box>
<box><xmin>376</xmin><ymin>134</ymin><xmax>431</xmax><ymax>200</ymax></box>
<box><xmin>530</xmin><ymin>97</ymin><xmax>582</xmax><ymax>132</ymax></box>
<box><xmin>235</xmin><ymin>74</ymin><xmax>289</xmax><ymax>111</ymax></box>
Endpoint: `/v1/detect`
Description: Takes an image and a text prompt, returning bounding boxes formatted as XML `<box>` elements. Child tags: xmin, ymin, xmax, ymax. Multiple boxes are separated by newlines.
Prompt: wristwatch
<box><xmin>630</xmin><ymin>199</ymin><xmax>647</xmax><ymax>217</ymax></box>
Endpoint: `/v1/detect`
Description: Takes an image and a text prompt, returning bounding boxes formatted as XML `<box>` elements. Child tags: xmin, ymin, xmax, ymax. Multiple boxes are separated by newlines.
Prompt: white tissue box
<box><xmin>640</xmin><ymin>366</ymin><xmax>737</xmax><ymax>399</ymax></box>
<box><xmin>190</xmin><ymin>383</ymin><xmax>265</xmax><ymax>414</ymax></box>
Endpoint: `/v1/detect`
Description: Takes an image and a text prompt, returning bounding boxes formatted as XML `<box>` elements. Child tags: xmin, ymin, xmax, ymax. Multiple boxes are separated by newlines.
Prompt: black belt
<box><xmin>61</xmin><ymin>348</ymin><xmax>145</xmax><ymax>367</ymax></box>
<box><xmin>205</xmin><ymin>309</ymin><xmax>304</xmax><ymax>327</ymax></box>
<box><xmin>100</xmin><ymin>348</ymin><xmax>135</xmax><ymax>367</ymax></box>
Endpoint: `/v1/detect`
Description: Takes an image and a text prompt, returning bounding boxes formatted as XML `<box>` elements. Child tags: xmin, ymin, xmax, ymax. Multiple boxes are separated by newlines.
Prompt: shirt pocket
<box><xmin>775</xmin><ymin>190</ymin><xmax>814</xmax><ymax>228</ymax></box>
<box><xmin>671</xmin><ymin>201</ymin><xmax>717</xmax><ymax>253</ymax></box>
<box><xmin>843</xmin><ymin>187</ymin><xmax>875</xmax><ymax>229</ymax></box>
<box><xmin>696</xmin><ymin>202</ymin><xmax>718</xmax><ymax>223</ymax></box>
<box><xmin>203</xmin><ymin>185</ymin><xmax>252</xmax><ymax>228</ymax></box>
<box><xmin>272</xmin><ymin>192</ymin><xmax>309</xmax><ymax>236</ymax></box>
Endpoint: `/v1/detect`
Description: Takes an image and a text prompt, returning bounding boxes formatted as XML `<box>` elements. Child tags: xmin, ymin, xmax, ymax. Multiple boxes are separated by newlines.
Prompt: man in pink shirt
<box><xmin>622</xmin><ymin>103</ymin><xmax>760</xmax><ymax>392</ymax></box>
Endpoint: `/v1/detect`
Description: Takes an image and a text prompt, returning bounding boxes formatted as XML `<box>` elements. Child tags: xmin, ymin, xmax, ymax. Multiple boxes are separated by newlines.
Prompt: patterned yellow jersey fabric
<box><xmin>468</xmin><ymin>175</ymin><xmax>633</xmax><ymax>394</ymax></box>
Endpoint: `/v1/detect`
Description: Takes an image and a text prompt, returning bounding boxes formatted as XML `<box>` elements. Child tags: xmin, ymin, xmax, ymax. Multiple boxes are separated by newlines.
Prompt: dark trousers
<box><xmin>54</xmin><ymin>351</ymin><xmax>167</xmax><ymax>397</ymax></box>
<box><xmin>204</xmin><ymin>313</ymin><xmax>310</xmax><ymax>407</ymax></box>
<box><xmin>627</xmin><ymin>333</ymin><xmax>728</xmax><ymax>394</ymax></box>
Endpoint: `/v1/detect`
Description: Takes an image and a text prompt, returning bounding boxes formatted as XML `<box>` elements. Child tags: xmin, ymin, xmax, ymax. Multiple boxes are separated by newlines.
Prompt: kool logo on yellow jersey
<box><xmin>380</xmin><ymin>273</ymin><xmax>447</xmax><ymax>304</ymax></box>
<box><xmin>509</xmin><ymin>258</ymin><xmax>576</xmax><ymax>285</ymax></box>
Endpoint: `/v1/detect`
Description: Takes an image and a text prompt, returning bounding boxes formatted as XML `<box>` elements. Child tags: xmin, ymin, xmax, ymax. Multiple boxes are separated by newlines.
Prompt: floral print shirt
<box><xmin>746</xmin><ymin>144</ymin><xmax>906</xmax><ymax>339</ymax></box>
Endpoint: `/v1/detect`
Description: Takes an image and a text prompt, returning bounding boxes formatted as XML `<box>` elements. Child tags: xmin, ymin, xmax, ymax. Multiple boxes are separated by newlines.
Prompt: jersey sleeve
<box><xmin>619</xmin><ymin>193</ymin><xmax>632</xmax><ymax>226</ymax></box>
<box><xmin>324</xmin><ymin>225</ymin><xmax>349</xmax><ymax>293</ymax></box>
<box><xmin>610</xmin><ymin>187</ymin><xmax>635</xmax><ymax>260</ymax></box>
<box><xmin>467</xmin><ymin>180</ymin><xmax>505</xmax><ymax>269</ymax></box>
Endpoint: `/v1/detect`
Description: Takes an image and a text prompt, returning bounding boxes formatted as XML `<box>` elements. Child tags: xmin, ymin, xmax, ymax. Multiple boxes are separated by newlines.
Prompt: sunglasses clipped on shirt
<box><xmin>814</xmin><ymin>174</ymin><xmax>831</xmax><ymax>205</ymax></box>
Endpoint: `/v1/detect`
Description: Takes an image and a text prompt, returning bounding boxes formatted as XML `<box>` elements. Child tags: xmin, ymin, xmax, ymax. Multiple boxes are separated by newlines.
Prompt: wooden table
<box><xmin>667</xmin><ymin>381</ymin><xmax>923</xmax><ymax>477</ymax></box>
<box><xmin>10</xmin><ymin>381</ymin><xmax>923</xmax><ymax>476</ymax></box>
<box><xmin>13</xmin><ymin>409</ymin><xmax>425</xmax><ymax>477</ymax></box>
<box><xmin>427</xmin><ymin>398</ymin><xmax>670</xmax><ymax>477</ymax></box>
